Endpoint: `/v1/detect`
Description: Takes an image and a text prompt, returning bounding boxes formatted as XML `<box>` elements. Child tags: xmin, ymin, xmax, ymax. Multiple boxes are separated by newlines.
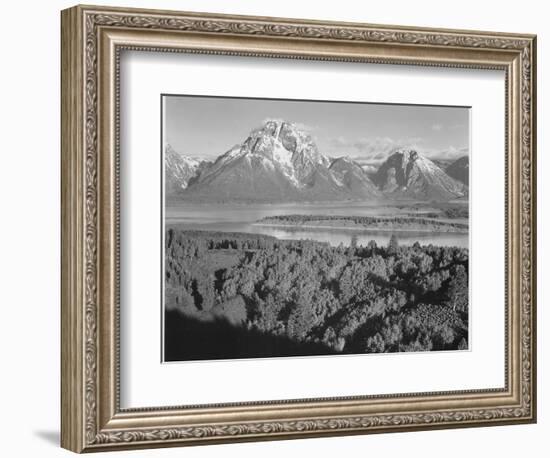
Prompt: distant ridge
<box><xmin>373</xmin><ymin>149</ymin><xmax>467</xmax><ymax>201</ymax></box>
<box><xmin>165</xmin><ymin>145</ymin><xmax>211</xmax><ymax>196</ymax></box>
<box><xmin>166</xmin><ymin>122</ymin><xmax>468</xmax><ymax>203</ymax></box>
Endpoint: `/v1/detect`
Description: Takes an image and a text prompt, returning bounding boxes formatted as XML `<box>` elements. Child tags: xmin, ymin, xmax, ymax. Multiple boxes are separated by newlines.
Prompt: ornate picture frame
<box><xmin>61</xmin><ymin>4</ymin><xmax>536</xmax><ymax>453</ymax></box>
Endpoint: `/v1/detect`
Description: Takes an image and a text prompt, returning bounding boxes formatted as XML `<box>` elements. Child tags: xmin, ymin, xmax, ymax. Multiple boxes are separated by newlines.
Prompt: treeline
<box><xmin>258</xmin><ymin>214</ymin><xmax>468</xmax><ymax>231</ymax></box>
<box><xmin>165</xmin><ymin>229</ymin><xmax>469</xmax><ymax>357</ymax></box>
<box><xmin>395</xmin><ymin>204</ymin><xmax>469</xmax><ymax>220</ymax></box>
<box><xmin>440</xmin><ymin>207</ymin><xmax>469</xmax><ymax>219</ymax></box>
<box><xmin>409</xmin><ymin>208</ymin><xmax>469</xmax><ymax>220</ymax></box>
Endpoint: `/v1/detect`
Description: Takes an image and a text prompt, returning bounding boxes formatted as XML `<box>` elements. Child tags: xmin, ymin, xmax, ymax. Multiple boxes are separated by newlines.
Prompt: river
<box><xmin>166</xmin><ymin>202</ymin><xmax>469</xmax><ymax>248</ymax></box>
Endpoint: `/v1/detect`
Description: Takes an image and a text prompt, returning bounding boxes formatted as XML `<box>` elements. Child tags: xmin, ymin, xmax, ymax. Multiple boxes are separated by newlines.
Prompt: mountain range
<box><xmin>166</xmin><ymin>120</ymin><xmax>468</xmax><ymax>203</ymax></box>
<box><xmin>165</xmin><ymin>144</ymin><xmax>210</xmax><ymax>194</ymax></box>
<box><xmin>372</xmin><ymin>149</ymin><xmax>467</xmax><ymax>200</ymax></box>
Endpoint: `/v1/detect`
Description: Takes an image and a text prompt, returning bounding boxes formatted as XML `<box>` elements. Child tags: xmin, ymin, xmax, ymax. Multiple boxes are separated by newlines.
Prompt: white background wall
<box><xmin>0</xmin><ymin>0</ymin><xmax>546</xmax><ymax>456</ymax></box>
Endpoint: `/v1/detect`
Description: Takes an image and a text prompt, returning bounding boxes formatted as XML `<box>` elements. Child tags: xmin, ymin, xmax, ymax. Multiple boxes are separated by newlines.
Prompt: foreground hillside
<box><xmin>164</xmin><ymin>229</ymin><xmax>469</xmax><ymax>361</ymax></box>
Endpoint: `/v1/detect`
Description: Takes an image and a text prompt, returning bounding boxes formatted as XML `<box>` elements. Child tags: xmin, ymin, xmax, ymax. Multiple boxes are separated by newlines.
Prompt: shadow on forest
<box><xmin>164</xmin><ymin>311</ymin><xmax>338</xmax><ymax>362</ymax></box>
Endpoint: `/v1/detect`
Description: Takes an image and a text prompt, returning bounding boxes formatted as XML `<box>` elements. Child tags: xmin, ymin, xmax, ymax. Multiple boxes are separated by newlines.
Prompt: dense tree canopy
<box><xmin>258</xmin><ymin>214</ymin><xmax>468</xmax><ymax>232</ymax></box>
<box><xmin>165</xmin><ymin>228</ymin><xmax>469</xmax><ymax>358</ymax></box>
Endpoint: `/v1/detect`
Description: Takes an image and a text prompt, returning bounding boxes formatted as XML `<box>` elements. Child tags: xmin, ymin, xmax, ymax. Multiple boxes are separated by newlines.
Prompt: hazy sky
<box><xmin>163</xmin><ymin>95</ymin><xmax>469</xmax><ymax>167</ymax></box>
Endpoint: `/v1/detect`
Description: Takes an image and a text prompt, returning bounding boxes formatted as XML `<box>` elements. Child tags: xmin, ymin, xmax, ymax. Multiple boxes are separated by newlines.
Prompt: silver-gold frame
<box><xmin>61</xmin><ymin>4</ymin><xmax>537</xmax><ymax>453</ymax></box>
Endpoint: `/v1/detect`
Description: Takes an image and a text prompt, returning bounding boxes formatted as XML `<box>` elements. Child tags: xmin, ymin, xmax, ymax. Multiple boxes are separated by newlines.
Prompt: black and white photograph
<box><xmin>162</xmin><ymin>95</ymin><xmax>470</xmax><ymax>362</ymax></box>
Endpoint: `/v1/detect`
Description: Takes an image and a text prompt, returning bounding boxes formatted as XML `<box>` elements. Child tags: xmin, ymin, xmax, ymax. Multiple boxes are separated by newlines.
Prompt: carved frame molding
<box><xmin>61</xmin><ymin>5</ymin><xmax>536</xmax><ymax>453</ymax></box>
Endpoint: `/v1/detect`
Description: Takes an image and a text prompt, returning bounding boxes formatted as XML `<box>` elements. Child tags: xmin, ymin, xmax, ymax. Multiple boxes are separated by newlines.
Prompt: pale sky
<box><xmin>163</xmin><ymin>94</ymin><xmax>470</xmax><ymax>166</ymax></box>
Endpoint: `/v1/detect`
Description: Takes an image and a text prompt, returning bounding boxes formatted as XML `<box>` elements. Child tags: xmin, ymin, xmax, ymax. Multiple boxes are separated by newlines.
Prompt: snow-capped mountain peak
<box><xmin>165</xmin><ymin>123</ymin><xmax>466</xmax><ymax>203</ymax></box>
<box><xmin>373</xmin><ymin>149</ymin><xmax>466</xmax><ymax>200</ymax></box>
<box><xmin>242</xmin><ymin>119</ymin><xmax>330</xmax><ymax>184</ymax></box>
<box><xmin>179</xmin><ymin>120</ymin><xmax>379</xmax><ymax>203</ymax></box>
<box><xmin>165</xmin><ymin>145</ymin><xmax>204</xmax><ymax>194</ymax></box>
<box><xmin>198</xmin><ymin>119</ymin><xmax>331</xmax><ymax>190</ymax></box>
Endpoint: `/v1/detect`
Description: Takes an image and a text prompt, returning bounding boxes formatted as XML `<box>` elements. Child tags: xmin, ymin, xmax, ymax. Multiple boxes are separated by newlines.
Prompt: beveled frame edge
<box><xmin>60</xmin><ymin>4</ymin><xmax>537</xmax><ymax>453</ymax></box>
<box><xmin>61</xmin><ymin>6</ymin><xmax>85</xmax><ymax>453</ymax></box>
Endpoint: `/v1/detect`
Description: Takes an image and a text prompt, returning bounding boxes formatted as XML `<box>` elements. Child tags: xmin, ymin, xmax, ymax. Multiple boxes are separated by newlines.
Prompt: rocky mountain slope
<box><xmin>329</xmin><ymin>157</ymin><xmax>381</xmax><ymax>198</ymax></box>
<box><xmin>445</xmin><ymin>156</ymin><xmax>469</xmax><ymax>185</ymax></box>
<box><xmin>179</xmin><ymin>120</ymin><xmax>381</xmax><ymax>202</ymax></box>
<box><xmin>165</xmin><ymin>144</ymin><xmax>206</xmax><ymax>195</ymax></box>
<box><xmin>373</xmin><ymin>149</ymin><xmax>467</xmax><ymax>200</ymax></box>
<box><xmin>166</xmin><ymin>122</ymin><xmax>468</xmax><ymax>203</ymax></box>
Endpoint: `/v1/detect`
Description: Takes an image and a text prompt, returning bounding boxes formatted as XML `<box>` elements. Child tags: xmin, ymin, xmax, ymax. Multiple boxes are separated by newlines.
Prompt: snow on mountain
<box><xmin>445</xmin><ymin>156</ymin><xmax>469</xmax><ymax>185</ymax></box>
<box><xmin>373</xmin><ymin>149</ymin><xmax>467</xmax><ymax>200</ymax></box>
<box><xmin>181</xmin><ymin>120</ymin><xmax>380</xmax><ymax>203</ymax></box>
<box><xmin>165</xmin><ymin>144</ymin><xmax>204</xmax><ymax>195</ymax></box>
<box><xmin>329</xmin><ymin>157</ymin><xmax>381</xmax><ymax>198</ymax></box>
<box><xmin>167</xmin><ymin>124</ymin><xmax>465</xmax><ymax>203</ymax></box>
